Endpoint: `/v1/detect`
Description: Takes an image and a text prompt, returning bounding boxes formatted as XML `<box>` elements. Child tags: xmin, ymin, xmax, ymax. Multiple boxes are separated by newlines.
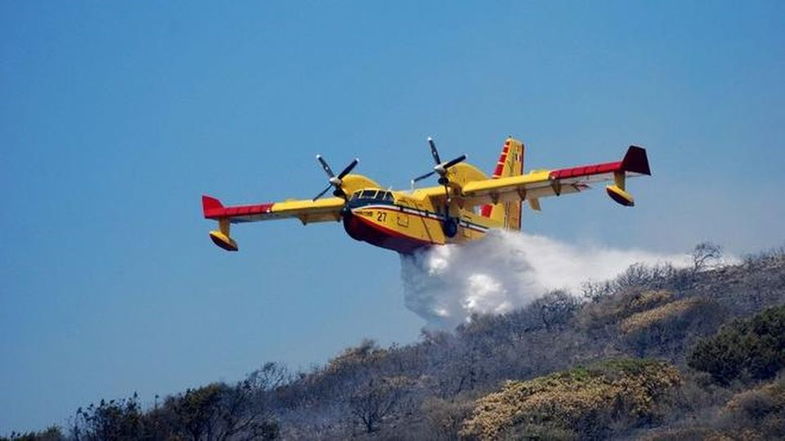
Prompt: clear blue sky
<box><xmin>2</xmin><ymin>1</ymin><xmax>784</xmax><ymax>432</ymax></box>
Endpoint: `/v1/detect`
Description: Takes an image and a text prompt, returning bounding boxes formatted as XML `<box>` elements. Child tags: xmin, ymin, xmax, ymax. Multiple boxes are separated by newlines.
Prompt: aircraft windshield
<box><xmin>351</xmin><ymin>190</ymin><xmax>393</xmax><ymax>202</ymax></box>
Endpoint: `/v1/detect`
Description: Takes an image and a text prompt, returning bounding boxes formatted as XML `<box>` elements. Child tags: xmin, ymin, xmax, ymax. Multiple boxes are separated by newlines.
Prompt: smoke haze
<box><xmin>400</xmin><ymin>230</ymin><xmax>691</xmax><ymax>330</ymax></box>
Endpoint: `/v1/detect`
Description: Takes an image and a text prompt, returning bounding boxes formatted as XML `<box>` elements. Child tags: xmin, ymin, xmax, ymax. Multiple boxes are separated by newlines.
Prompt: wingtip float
<box><xmin>605</xmin><ymin>145</ymin><xmax>651</xmax><ymax>207</ymax></box>
<box><xmin>201</xmin><ymin>138</ymin><xmax>651</xmax><ymax>255</ymax></box>
<box><xmin>202</xmin><ymin>196</ymin><xmax>238</xmax><ymax>251</ymax></box>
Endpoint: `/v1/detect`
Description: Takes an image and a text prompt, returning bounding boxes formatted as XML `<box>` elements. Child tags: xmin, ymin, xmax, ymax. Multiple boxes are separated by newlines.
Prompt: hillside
<box><xmin>5</xmin><ymin>247</ymin><xmax>785</xmax><ymax>441</ymax></box>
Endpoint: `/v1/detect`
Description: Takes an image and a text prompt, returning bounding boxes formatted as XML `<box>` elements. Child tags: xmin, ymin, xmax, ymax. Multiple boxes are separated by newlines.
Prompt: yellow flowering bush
<box><xmin>461</xmin><ymin>359</ymin><xmax>681</xmax><ymax>441</ymax></box>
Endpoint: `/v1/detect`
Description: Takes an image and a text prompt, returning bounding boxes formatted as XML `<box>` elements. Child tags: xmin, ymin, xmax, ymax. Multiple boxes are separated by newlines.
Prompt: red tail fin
<box><xmin>202</xmin><ymin>195</ymin><xmax>225</xmax><ymax>217</ymax></box>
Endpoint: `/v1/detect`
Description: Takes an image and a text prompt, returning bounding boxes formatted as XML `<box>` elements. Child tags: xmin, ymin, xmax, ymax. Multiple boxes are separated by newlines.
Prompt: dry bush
<box><xmin>322</xmin><ymin>339</ymin><xmax>389</xmax><ymax>377</ymax></box>
<box><xmin>620</xmin><ymin>298</ymin><xmax>707</xmax><ymax>334</ymax></box>
<box><xmin>637</xmin><ymin>427</ymin><xmax>733</xmax><ymax>441</ymax></box>
<box><xmin>630</xmin><ymin>290</ymin><xmax>675</xmax><ymax>310</ymax></box>
<box><xmin>719</xmin><ymin>377</ymin><xmax>785</xmax><ymax>439</ymax></box>
<box><xmin>421</xmin><ymin>396</ymin><xmax>475</xmax><ymax>441</ymax></box>
<box><xmin>577</xmin><ymin>289</ymin><xmax>672</xmax><ymax>335</ymax></box>
<box><xmin>620</xmin><ymin>297</ymin><xmax>725</xmax><ymax>359</ymax></box>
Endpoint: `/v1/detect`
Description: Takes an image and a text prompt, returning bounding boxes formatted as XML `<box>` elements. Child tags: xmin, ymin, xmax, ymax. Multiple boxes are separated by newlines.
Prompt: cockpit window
<box><xmin>350</xmin><ymin>190</ymin><xmax>393</xmax><ymax>201</ymax></box>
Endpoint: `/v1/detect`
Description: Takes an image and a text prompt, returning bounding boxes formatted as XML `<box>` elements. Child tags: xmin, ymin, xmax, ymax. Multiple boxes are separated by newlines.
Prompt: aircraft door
<box><xmin>397</xmin><ymin>211</ymin><xmax>409</xmax><ymax>227</ymax></box>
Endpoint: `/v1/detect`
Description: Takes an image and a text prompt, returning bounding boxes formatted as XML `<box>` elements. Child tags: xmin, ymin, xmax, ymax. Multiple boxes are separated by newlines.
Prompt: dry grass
<box><xmin>620</xmin><ymin>298</ymin><xmax>706</xmax><ymax>334</ymax></box>
<box><xmin>630</xmin><ymin>290</ymin><xmax>675</xmax><ymax>310</ymax></box>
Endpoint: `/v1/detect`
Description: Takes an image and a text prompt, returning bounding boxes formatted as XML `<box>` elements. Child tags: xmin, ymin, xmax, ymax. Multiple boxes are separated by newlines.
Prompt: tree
<box><xmin>70</xmin><ymin>395</ymin><xmax>143</xmax><ymax>441</ymax></box>
<box><xmin>246</xmin><ymin>362</ymin><xmax>289</xmax><ymax>393</ymax></box>
<box><xmin>691</xmin><ymin>242</ymin><xmax>723</xmax><ymax>272</ymax></box>
<box><xmin>533</xmin><ymin>290</ymin><xmax>579</xmax><ymax>331</ymax></box>
<box><xmin>1</xmin><ymin>427</ymin><xmax>65</xmax><ymax>441</ymax></box>
<box><xmin>348</xmin><ymin>376</ymin><xmax>412</xmax><ymax>433</ymax></box>
<box><xmin>167</xmin><ymin>381</ymin><xmax>278</xmax><ymax>441</ymax></box>
<box><xmin>168</xmin><ymin>384</ymin><xmax>224</xmax><ymax>441</ymax></box>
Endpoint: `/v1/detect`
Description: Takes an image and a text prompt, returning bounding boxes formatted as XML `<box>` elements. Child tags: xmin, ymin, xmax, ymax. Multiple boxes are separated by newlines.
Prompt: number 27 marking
<box><xmin>377</xmin><ymin>212</ymin><xmax>387</xmax><ymax>222</ymax></box>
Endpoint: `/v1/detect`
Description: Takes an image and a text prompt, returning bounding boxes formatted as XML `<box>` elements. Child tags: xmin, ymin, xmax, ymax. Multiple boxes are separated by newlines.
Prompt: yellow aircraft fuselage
<box><xmin>320</xmin><ymin>155</ymin><xmax>518</xmax><ymax>254</ymax></box>
<box><xmin>341</xmin><ymin>187</ymin><xmax>494</xmax><ymax>254</ymax></box>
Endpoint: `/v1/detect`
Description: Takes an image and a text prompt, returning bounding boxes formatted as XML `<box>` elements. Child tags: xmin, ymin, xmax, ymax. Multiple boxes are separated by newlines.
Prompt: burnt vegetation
<box><xmin>6</xmin><ymin>244</ymin><xmax>785</xmax><ymax>440</ymax></box>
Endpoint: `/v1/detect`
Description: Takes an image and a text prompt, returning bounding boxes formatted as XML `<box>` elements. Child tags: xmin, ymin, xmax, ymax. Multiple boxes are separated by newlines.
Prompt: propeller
<box><xmin>411</xmin><ymin>137</ymin><xmax>467</xmax><ymax>237</ymax></box>
<box><xmin>313</xmin><ymin>155</ymin><xmax>359</xmax><ymax>201</ymax></box>
<box><xmin>411</xmin><ymin>137</ymin><xmax>467</xmax><ymax>186</ymax></box>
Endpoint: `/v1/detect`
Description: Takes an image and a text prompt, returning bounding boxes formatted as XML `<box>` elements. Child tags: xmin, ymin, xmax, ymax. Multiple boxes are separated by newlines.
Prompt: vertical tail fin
<box><xmin>480</xmin><ymin>137</ymin><xmax>525</xmax><ymax>230</ymax></box>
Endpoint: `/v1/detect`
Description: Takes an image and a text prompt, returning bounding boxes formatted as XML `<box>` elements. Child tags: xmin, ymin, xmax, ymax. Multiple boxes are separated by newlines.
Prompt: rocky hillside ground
<box><xmin>5</xmin><ymin>246</ymin><xmax>785</xmax><ymax>441</ymax></box>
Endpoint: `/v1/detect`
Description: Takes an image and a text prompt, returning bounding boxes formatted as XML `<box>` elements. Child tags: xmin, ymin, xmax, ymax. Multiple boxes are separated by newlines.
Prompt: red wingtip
<box><xmin>202</xmin><ymin>195</ymin><xmax>224</xmax><ymax>217</ymax></box>
<box><xmin>621</xmin><ymin>146</ymin><xmax>651</xmax><ymax>176</ymax></box>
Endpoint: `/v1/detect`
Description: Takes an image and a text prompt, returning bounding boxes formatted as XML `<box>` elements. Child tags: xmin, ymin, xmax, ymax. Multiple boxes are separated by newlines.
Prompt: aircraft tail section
<box><xmin>481</xmin><ymin>137</ymin><xmax>524</xmax><ymax>230</ymax></box>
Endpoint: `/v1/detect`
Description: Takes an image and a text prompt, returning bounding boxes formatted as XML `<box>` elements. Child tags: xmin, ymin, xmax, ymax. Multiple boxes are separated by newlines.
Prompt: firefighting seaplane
<box><xmin>202</xmin><ymin>137</ymin><xmax>650</xmax><ymax>254</ymax></box>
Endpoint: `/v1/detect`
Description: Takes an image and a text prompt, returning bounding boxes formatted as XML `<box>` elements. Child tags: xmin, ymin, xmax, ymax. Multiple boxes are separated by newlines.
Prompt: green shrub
<box><xmin>688</xmin><ymin>306</ymin><xmax>785</xmax><ymax>384</ymax></box>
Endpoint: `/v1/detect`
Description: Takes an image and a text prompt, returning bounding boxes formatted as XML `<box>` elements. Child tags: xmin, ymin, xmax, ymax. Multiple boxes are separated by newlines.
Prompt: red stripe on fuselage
<box><xmin>355</xmin><ymin>205</ymin><xmax>489</xmax><ymax>233</ymax></box>
<box><xmin>343</xmin><ymin>211</ymin><xmax>433</xmax><ymax>254</ymax></box>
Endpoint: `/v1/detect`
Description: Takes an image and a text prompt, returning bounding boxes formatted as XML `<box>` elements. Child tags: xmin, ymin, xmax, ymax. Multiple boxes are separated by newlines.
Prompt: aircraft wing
<box><xmin>202</xmin><ymin>195</ymin><xmax>344</xmax><ymax>250</ymax></box>
<box><xmin>202</xmin><ymin>195</ymin><xmax>344</xmax><ymax>224</ymax></box>
<box><xmin>459</xmin><ymin>146</ymin><xmax>651</xmax><ymax>210</ymax></box>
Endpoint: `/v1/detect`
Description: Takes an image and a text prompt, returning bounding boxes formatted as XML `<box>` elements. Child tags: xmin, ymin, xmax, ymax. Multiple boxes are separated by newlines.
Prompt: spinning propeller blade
<box><xmin>412</xmin><ymin>170</ymin><xmax>436</xmax><ymax>183</ymax></box>
<box><xmin>442</xmin><ymin>154</ymin><xmax>467</xmax><ymax>170</ymax></box>
<box><xmin>428</xmin><ymin>137</ymin><xmax>441</xmax><ymax>165</ymax></box>
<box><xmin>313</xmin><ymin>184</ymin><xmax>333</xmax><ymax>201</ymax></box>
<box><xmin>411</xmin><ymin>137</ymin><xmax>468</xmax><ymax>184</ymax></box>
<box><xmin>409</xmin><ymin>137</ymin><xmax>468</xmax><ymax>238</ymax></box>
<box><xmin>313</xmin><ymin>155</ymin><xmax>360</xmax><ymax>201</ymax></box>
<box><xmin>316</xmin><ymin>154</ymin><xmax>335</xmax><ymax>178</ymax></box>
<box><xmin>337</xmin><ymin>158</ymin><xmax>359</xmax><ymax>179</ymax></box>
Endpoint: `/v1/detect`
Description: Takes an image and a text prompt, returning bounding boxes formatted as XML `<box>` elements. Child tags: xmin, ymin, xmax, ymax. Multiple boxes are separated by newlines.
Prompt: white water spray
<box><xmin>400</xmin><ymin>230</ymin><xmax>690</xmax><ymax>330</ymax></box>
